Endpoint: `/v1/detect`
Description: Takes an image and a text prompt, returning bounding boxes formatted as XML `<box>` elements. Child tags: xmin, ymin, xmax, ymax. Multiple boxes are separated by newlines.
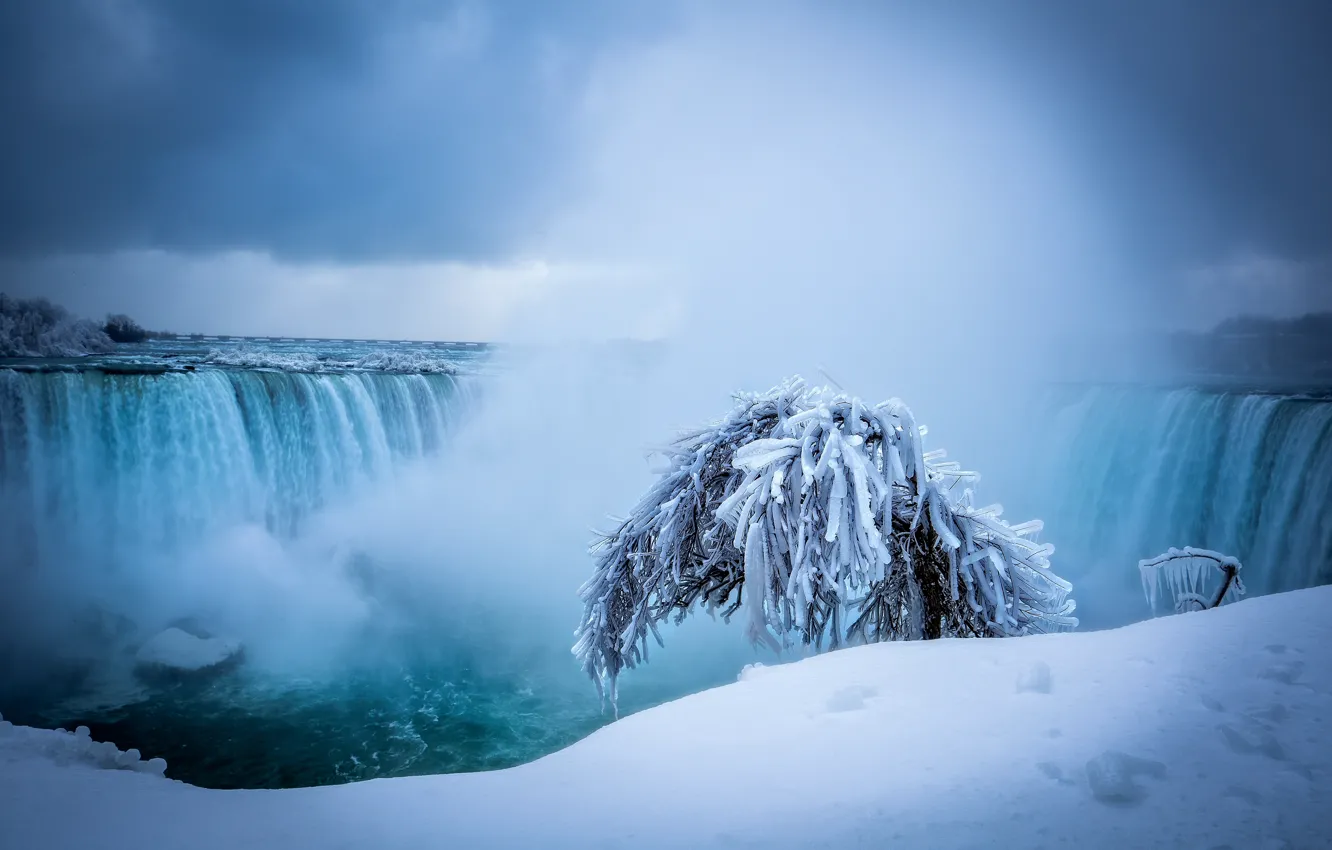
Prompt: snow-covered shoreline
<box><xmin>3</xmin><ymin>587</ymin><xmax>1328</xmax><ymax>849</ymax></box>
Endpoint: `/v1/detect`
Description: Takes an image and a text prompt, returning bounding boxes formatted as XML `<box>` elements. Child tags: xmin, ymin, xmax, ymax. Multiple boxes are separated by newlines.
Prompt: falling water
<box><xmin>4</xmin><ymin>362</ymin><xmax>1329</xmax><ymax>785</ymax></box>
<box><xmin>0</xmin><ymin>358</ymin><xmax>748</xmax><ymax>787</ymax></box>
<box><xmin>0</xmin><ymin>367</ymin><xmax>476</xmax><ymax>572</ymax></box>
<box><xmin>1040</xmin><ymin>385</ymin><xmax>1332</xmax><ymax>624</ymax></box>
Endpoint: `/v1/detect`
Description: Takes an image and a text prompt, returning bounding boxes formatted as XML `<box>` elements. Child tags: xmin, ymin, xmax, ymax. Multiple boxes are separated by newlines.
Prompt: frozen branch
<box><xmin>1139</xmin><ymin>547</ymin><xmax>1246</xmax><ymax>614</ymax></box>
<box><xmin>573</xmin><ymin>377</ymin><xmax>1077</xmax><ymax>704</ymax></box>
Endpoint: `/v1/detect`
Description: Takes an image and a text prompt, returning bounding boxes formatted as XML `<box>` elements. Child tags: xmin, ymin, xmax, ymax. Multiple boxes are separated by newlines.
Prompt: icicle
<box><xmin>743</xmin><ymin>521</ymin><xmax>779</xmax><ymax>651</ymax></box>
<box><xmin>825</xmin><ymin>455</ymin><xmax>847</xmax><ymax>543</ymax></box>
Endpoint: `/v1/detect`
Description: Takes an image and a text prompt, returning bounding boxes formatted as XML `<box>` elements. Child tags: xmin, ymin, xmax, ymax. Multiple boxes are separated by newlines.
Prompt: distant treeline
<box><xmin>103</xmin><ymin>313</ymin><xmax>174</xmax><ymax>343</ymax></box>
<box><xmin>0</xmin><ymin>293</ymin><xmax>168</xmax><ymax>357</ymax></box>
<box><xmin>1170</xmin><ymin>312</ymin><xmax>1332</xmax><ymax>383</ymax></box>
<box><xmin>1212</xmin><ymin>312</ymin><xmax>1332</xmax><ymax>338</ymax></box>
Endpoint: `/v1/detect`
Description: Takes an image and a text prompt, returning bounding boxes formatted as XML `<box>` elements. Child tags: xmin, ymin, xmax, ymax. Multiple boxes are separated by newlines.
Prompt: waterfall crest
<box><xmin>0</xmin><ymin>368</ymin><xmax>476</xmax><ymax>574</ymax></box>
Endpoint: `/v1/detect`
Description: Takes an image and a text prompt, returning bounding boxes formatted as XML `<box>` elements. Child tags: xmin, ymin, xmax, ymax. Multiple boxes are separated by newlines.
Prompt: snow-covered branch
<box><xmin>1139</xmin><ymin>547</ymin><xmax>1245</xmax><ymax>614</ymax></box>
<box><xmin>0</xmin><ymin>294</ymin><xmax>113</xmax><ymax>358</ymax></box>
<box><xmin>574</xmin><ymin>377</ymin><xmax>1077</xmax><ymax>703</ymax></box>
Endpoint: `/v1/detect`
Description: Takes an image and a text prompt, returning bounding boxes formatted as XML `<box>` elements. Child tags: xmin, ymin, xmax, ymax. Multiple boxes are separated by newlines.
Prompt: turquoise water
<box><xmin>2</xmin><ymin>341</ymin><xmax>1330</xmax><ymax>788</ymax></box>
<box><xmin>0</xmin><ymin>339</ymin><xmax>757</xmax><ymax>789</ymax></box>
<box><xmin>6</xmin><ymin>637</ymin><xmax>737</xmax><ymax>790</ymax></box>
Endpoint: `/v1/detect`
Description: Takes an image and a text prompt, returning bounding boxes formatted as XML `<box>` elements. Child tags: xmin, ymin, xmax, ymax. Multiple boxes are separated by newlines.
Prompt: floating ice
<box><xmin>134</xmin><ymin>628</ymin><xmax>243</xmax><ymax>677</ymax></box>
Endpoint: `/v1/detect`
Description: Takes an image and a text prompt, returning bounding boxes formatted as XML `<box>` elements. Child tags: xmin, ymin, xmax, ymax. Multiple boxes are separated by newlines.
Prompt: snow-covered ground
<box><xmin>3</xmin><ymin>587</ymin><xmax>1329</xmax><ymax>849</ymax></box>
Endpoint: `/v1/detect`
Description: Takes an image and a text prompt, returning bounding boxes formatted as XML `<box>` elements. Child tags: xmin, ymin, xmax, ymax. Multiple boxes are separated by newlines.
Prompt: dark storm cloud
<box><xmin>0</xmin><ymin>0</ymin><xmax>673</xmax><ymax>260</ymax></box>
<box><xmin>1014</xmin><ymin>0</ymin><xmax>1332</xmax><ymax>264</ymax></box>
<box><xmin>1</xmin><ymin>1</ymin><xmax>1329</xmax><ymax>265</ymax></box>
<box><xmin>832</xmin><ymin>0</ymin><xmax>1332</xmax><ymax>266</ymax></box>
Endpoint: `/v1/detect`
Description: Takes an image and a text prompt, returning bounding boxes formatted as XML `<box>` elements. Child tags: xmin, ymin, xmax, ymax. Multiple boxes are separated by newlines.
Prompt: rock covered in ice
<box><xmin>134</xmin><ymin>627</ymin><xmax>243</xmax><ymax>677</ymax></box>
<box><xmin>201</xmin><ymin>347</ymin><xmax>459</xmax><ymax>374</ymax></box>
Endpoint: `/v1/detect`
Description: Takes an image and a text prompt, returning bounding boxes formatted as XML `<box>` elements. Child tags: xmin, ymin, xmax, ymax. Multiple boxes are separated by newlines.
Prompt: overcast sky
<box><xmin>2</xmin><ymin>0</ymin><xmax>1329</xmax><ymax>338</ymax></box>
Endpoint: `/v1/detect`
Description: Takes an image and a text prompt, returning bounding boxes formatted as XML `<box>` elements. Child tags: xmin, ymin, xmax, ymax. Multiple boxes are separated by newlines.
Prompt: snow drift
<box><xmin>2</xmin><ymin>586</ymin><xmax>1328</xmax><ymax>850</ymax></box>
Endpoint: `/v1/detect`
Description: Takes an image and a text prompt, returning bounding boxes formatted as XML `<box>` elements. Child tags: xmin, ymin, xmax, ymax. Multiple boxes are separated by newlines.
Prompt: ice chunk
<box><xmin>135</xmin><ymin>627</ymin><xmax>243</xmax><ymax>677</ymax></box>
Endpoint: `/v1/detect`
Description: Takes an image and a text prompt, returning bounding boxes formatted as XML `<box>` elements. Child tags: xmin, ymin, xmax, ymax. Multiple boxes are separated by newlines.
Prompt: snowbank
<box><xmin>0</xmin><ymin>720</ymin><xmax>167</xmax><ymax>778</ymax></box>
<box><xmin>2</xmin><ymin>587</ymin><xmax>1328</xmax><ymax>849</ymax></box>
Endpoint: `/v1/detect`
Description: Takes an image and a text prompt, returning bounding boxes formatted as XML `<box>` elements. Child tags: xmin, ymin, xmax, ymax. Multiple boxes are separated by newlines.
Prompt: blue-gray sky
<box><xmin>1</xmin><ymin>1</ymin><xmax>1329</xmax><ymax>337</ymax></box>
<box><xmin>0</xmin><ymin>0</ymin><xmax>674</xmax><ymax>259</ymax></box>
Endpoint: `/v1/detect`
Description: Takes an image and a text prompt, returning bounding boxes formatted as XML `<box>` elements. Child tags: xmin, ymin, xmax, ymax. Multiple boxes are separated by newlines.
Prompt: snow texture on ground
<box><xmin>2</xmin><ymin>587</ymin><xmax>1329</xmax><ymax>849</ymax></box>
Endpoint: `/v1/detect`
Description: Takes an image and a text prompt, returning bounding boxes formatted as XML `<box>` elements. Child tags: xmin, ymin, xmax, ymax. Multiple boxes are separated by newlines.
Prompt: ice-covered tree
<box><xmin>104</xmin><ymin>313</ymin><xmax>150</xmax><ymax>343</ymax></box>
<box><xmin>574</xmin><ymin>378</ymin><xmax>1077</xmax><ymax>703</ymax></box>
<box><xmin>1139</xmin><ymin>547</ymin><xmax>1245</xmax><ymax>615</ymax></box>
<box><xmin>0</xmin><ymin>294</ymin><xmax>114</xmax><ymax>357</ymax></box>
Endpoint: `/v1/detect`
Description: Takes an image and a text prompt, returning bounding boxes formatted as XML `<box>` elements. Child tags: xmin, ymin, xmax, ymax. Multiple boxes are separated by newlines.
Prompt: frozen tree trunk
<box><xmin>573</xmin><ymin>377</ymin><xmax>1077</xmax><ymax>704</ymax></box>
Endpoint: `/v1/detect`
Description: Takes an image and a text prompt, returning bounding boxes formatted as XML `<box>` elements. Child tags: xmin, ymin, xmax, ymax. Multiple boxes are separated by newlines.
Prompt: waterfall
<box><xmin>1042</xmin><ymin>385</ymin><xmax>1332</xmax><ymax>621</ymax></box>
<box><xmin>0</xmin><ymin>367</ymin><xmax>476</xmax><ymax>576</ymax></box>
<box><xmin>5</xmin><ymin>370</ymin><xmax>1328</xmax><ymax>616</ymax></box>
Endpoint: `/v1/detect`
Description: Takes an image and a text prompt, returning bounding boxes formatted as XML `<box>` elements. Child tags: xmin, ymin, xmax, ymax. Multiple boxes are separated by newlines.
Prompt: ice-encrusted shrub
<box><xmin>1140</xmin><ymin>547</ymin><xmax>1245</xmax><ymax>614</ymax></box>
<box><xmin>574</xmin><ymin>378</ymin><xmax>1077</xmax><ymax>703</ymax></box>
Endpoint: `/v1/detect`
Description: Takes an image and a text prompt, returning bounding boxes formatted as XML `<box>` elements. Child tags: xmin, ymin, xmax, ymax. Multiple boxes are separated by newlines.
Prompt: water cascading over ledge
<box><xmin>0</xmin><ymin>358</ymin><xmax>735</xmax><ymax>789</ymax></box>
<box><xmin>0</xmin><ymin>367</ymin><xmax>477</xmax><ymax>574</ymax></box>
<box><xmin>3</xmin><ymin>362</ymin><xmax>1331</xmax><ymax>788</ymax></box>
<box><xmin>1041</xmin><ymin>385</ymin><xmax>1332</xmax><ymax>614</ymax></box>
